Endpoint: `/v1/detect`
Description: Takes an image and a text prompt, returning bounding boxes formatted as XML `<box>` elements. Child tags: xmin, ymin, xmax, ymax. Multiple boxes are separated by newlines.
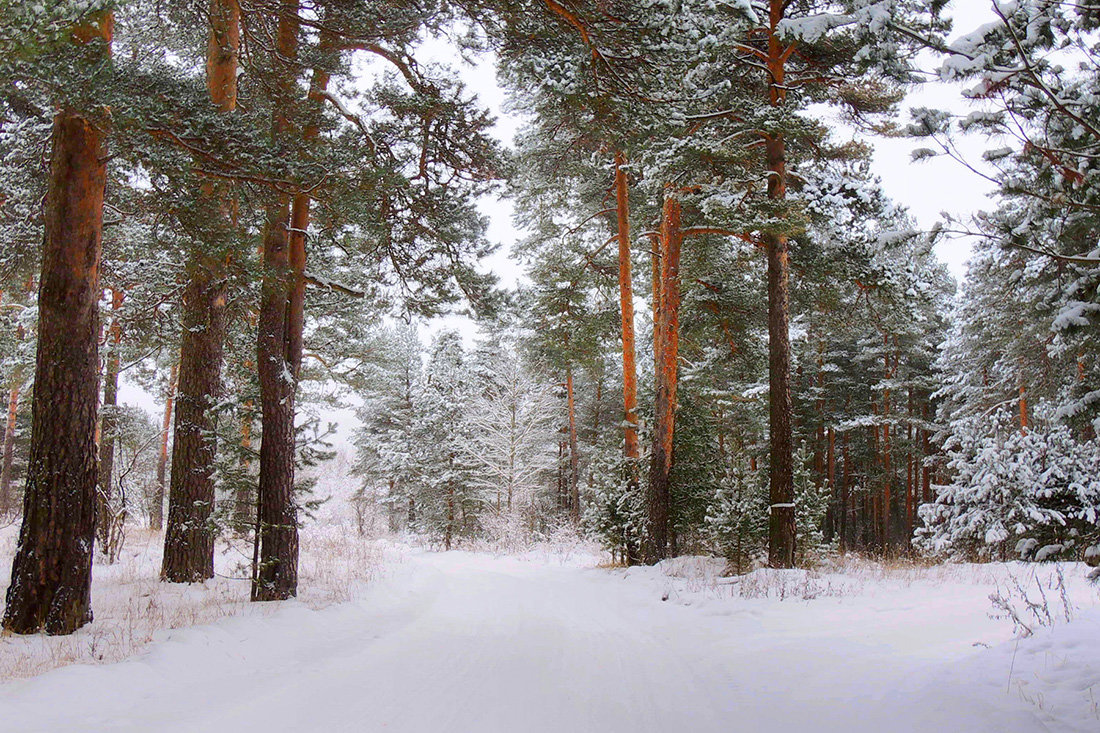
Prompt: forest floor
<box><xmin>0</xmin><ymin>537</ymin><xmax>1099</xmax><ymax>732</ymax></box>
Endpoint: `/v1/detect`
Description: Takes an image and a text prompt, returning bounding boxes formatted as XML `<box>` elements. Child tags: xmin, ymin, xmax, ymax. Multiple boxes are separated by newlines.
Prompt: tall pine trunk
<box><xmin>162</xmin><ymin>0</ymin><xmax>238</xmax><ymax>582</ymax></box>
<box><xmin>254</xmin><ymin>198</ymin><xmax>299</xmax><ymax>600</ymax></box>
<box><xmin>764</xmin><ymin>0</ymin><xmax>795</xmax><ymax>568</ymax></box>
<box><xmin>613</xmin><ymin>151</ymin><xmax>640</xmax><ymax>463</ymax></box>
<box><xmin>253</xmin><ymin>15</ymin><xmax>332</xmax><ymax>602</ymax></box>
<box><xmin>3</xmin><ymin>12</ymin><xmax>112</xmax><ymax>633</ymax></box>
<box><xmin>254</xmin><ymin>2</ymin><xmax>301</xmax><ymax>601</ymax></box>
<box><xmin>645</xmin><ymin>189</ymin><xmax>682</xmax><ymax>564</ymax></box>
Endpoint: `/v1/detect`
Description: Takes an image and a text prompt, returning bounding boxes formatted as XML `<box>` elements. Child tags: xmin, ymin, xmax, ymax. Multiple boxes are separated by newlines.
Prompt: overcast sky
<box><xmin>122</xmin><ymin>0</ymin><xmax>1004</xmax><ymax>445</ymax></box>
<box><xmin>452</xmin><ymin>0</ymin><xmax>1000</xmax><ymax>290</ymax></box>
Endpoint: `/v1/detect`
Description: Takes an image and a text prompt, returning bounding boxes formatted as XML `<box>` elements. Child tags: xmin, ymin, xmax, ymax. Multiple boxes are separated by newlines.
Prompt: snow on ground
<box><xmin>0</xmin><ymin>518</ymin><xmax>389</xmax><ymax>680</ymax></box>
<box><xmin>1</xmin><ymin>542</ymin><xmax>1098</xmax><ymax>732</ymax></box>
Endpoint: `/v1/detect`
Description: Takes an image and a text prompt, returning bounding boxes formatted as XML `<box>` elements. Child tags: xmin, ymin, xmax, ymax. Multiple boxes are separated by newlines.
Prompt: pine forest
<box><xmin>1</xmin><ymin>1</ymin><xmax>1099</xmax><ymax>730</ymax></box>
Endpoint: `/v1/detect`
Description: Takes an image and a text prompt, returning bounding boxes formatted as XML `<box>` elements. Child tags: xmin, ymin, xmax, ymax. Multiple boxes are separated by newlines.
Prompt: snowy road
<box><xmin>1</xmin><ymin>550</ymin><xmax>1093</xmax><ymax>732</ymax></box>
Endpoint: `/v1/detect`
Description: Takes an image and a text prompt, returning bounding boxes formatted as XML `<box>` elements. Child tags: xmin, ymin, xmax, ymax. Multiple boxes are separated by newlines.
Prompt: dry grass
<box><xmin>0</xmin><ymin>518</ymin><xmax>386</xmax><ymax>681</ymax></box>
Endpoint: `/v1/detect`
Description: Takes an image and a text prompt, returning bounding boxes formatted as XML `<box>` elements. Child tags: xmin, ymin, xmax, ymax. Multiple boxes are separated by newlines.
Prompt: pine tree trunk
<box><xmin>3</xmin><ymin>42</ymin><xmax>111</xmax><ymax>634</ymax></box>
<box><xmin>97</xmin><ymin>288</ymin><xmax>123</xmax><ymax>554</ymax></box>
<box><xmin>0</xmin><ymin>384</ymin><xmax>20</xmax><ymax>514</ymax></box>
<box><xmin>253</xmin><ymin>13</ymin><xmax>330</xmax><ymax>602</ymax></box>
<box><xmin>840</xmin><ymin>429</ymin><xmax>849</xmax><ymax>555</ymax></box>
<box><xmin>162</xmin><ymin>0</ymin><xmax>238</xmax><ymax>582</ymax></box>
<box><xmin>254</xmin><ymin>198</ymin><xmax>299</xmax><ymax>601</ymax></box>
<box><xmin>151</xmin><ymin>362</ymin><xmax>177</xmax><ymax>530</ymax></box>
<box><xmin>233</xmin><ymin>398</ymin><xmax>254</xmax><ymax>527</ymax></box>
<box><xmin>162</xmin><ymin>262</ymin><xmax>226</xmax><ymax>582</ymax></box>
<box><xmin>764</xmin><ymin>0</ymin><xmax>795</xmax><ymax>568</ymax></box>
<box><xmin>613</xmin><ymin>151</ymin><xmax>640</xmax><ymax>462</ymax></box>
<box><xmin>826</xmin><ymin>426</ymin><xmax>835</xmax><ymax>542</ymax></box>
<box><xmin>1018</xmin><ymin>383</ymin><xmax>1028</xmax><ymax>436</ymax></box>
<box><xmin>881</xmin><ymin>336</ymin><xmax>892</xmax><ymax>553</ymax></box>
<box><xmin>645</xmin><ymin>189</ymin><xmax>682</xmax><ymax>564</ymax></box>
<box><xmin>566</xmin><ymin>367</ymin><xmax>580</xmax><ymax>522</ymax></box>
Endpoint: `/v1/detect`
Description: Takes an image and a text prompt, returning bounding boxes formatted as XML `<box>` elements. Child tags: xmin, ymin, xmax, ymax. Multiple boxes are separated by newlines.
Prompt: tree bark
<box><xmin>3</xmin><ymin>14</ymin><xmax>111</xmax><ymax>632</ymax></box>
<box><xmin>151</xmin><ymin>362</ymin><xmax>177</xmax><ymax>530</ymax></box>
<box><xmin>764</xmin><ymin>0</ymin><xmax>796</xmax><ymax>568</ymax></box>
<box><xmin>162</xmin><ymin>0</ymin><xmax>237</xmax><ymax>582</ymax></box>
<box><xmin>1018</xmin><ymin>383</ymin><xmax>1029</xmax><ymax>436</ymax></box>
<box><xmin>881</xmin><ymin>335</ymin><xmax>892</xmax><ymax>552</ymax></box>
<box><xmin>840</xmin><ymin>428</ymin><xmax>849</xmax><ymax>555</ymax></box>
<box><xmin>613</xmin><ymin>151</ymin><xmax>640</xmax><ymax>462</ymax></box>
<box><xmin>645</xmin><ymin>189</ymin><xmax>682</xmax><ymax>564</ymax></box>
<box><xmin>0</xmin><ymin>384</ymin><xmax>21</xmax><ymax>515</ymax></box>
<box><xmin>96</xmin><ymin>287</ymin><xmax>124</xmax><ymax>553</ymax></box>
<box><xmin>254</xmin><ymin>198</ymin><xmax>300</xmax><ymax>601</ymax></box>
<box><xmin>566</xmin><ymin>367</ymin><xmax>580</xmax><ymax>522</ymax></box>
<box><xmin>253</xmin><ymin>9</ymin><xmax>332</xmax><ymax>602</ymax></box>
<box><xmin>162</xmin><ymin>263</ymin><xmax>226</xmax><ymax>582</ymax></box>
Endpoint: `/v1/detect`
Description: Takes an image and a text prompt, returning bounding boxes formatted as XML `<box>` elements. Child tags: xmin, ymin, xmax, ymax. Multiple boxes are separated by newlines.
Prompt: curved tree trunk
<box><xmin>3</xmin><ymin>36</ymin><xmax>111</xmax><ymax>633</ymax></box>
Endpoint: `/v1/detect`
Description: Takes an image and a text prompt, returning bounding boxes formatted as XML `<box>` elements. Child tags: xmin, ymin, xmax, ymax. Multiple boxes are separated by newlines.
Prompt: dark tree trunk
<box><xmin>645</xmin><ymin>189</ymin><xmax>682</xmax><ymax>565</ymax></box>
<box><xmin>251</xmin><ymin>1</ymin><xmax>334</xmax><ymax>602</ymax></box>
<box><xmin>3</xmin><ymin>102</ymin><xmax>109</xmax><ymax>635</ymax></box>
<box><xmin>162</xmin><ymin>0</ymin><xmax>238</xmax><ymax>581</ymax></box>
<box><xmin>763</xmin><ymin>1</ymin><xmax>796</xmax><ymax>566</ymax></box>
<box><xmin>765</xmin><ymin>225</ymin><xmax>795</xmax><ymax>568</ymax></box>
<box><xmin>162</xmin><ymin>261</ymin><xmax>226</xmax><ymax>582</ymax></box>
<box><xmin>253</xmin><ymin>199</ymin><xmax>299</xmax><ymax>601</ymax></box>
<box><xmin>841</xmin><ymin>428</ymin><xmax>850</xmax><ymax>555</ymax></box>
<box><xmin>96</xmin><ymin>287</ymin><xmax>123</xmax><ymax>553</ymax></box>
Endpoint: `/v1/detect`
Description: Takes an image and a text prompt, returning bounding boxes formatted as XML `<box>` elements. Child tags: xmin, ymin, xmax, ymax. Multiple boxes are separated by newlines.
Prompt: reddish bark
<box><xmin>3</xmin><ymin>12</ymin><xmax>112</xmax><ymax>632</ymax></box>
<box><xmin>764</xmin><ymin>0</ymin><xmax>795</xmax><ymax>568</ymax></box>
<box><xmin>254</xmin><ymin>1</ymin><xmax>304</xmax><ymax>601</ymax></box>
<box><xmin>613</xmin><ymin>151</ymin><xmax>640</xmax><ymax>462</ymax></box>
<box><xmin>645</xmin><ymin>189</ymin><xmax>682</xmax><ymax>564</ymax></box>
<box><xmin>96</xmin><ymin>287</ymin><xmax>124</xmax><ymax>553</ymax></box>
<box><xmin>151</xmin><ymin>362</ymin><xmax>177</xmax><ymax>530</ymax></box>
<box><xmin>162</xmin><ymin>0</ymin><xmax>238</xmax><ymax>582</ymax></box>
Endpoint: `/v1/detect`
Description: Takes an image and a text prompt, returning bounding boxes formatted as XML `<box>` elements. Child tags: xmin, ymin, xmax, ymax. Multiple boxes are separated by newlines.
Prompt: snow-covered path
<box><xmin>1</xmin><ymin>551</ymin><xmax>1096</xmax><ymax>732</ymax></box>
